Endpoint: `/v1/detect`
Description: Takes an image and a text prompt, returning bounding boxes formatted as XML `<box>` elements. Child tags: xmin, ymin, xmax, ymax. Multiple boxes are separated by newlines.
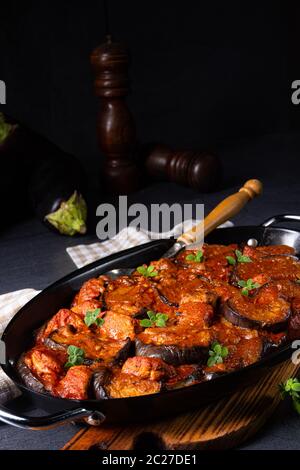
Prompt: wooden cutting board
<box><xmin>63</xmin><ymin>359</ymin><xmax>299</xmax><ymax>450</ymax></box>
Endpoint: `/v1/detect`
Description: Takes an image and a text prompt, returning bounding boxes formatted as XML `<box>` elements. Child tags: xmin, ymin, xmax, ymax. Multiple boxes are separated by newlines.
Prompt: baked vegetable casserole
<box><xmin>17</xmin><ymin>243</ymin><xmax>300</xmax><ymax>400</ymax></box>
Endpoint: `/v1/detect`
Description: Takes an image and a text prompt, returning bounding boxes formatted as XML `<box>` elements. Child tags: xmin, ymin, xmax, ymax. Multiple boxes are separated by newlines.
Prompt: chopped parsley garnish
<box><xmin>279</xmin><ymin>378</ymin><xmax>300</xmax><ymax>414</ymax></box>
<box><xmin>140</xmin><ymin>311</ymin><xmax>168</xmax><ymax>328</ymax></box>
<box><xmin>226</xmin><ymin>256</ymin><xmax>236</xmax><ymax>265</ymax></box>
<box><xmin>137</xmin><ymin>264</ymin><xmax>158</xmax><ymax>277</ymax></box>
<box><xmin>207</xmin><ymin>341</ymin><xmax>229</xmax><ymax>367</ymax></box>
<box><xmin>238</xmin><ymin>279</ymin><xmax>260</xmax><ymax>296</ymax></box>
<box><xmin>226</xmin><ymin>250</ymin><xmax>252</xmax><ymax>265</ymax></box>
<box><xmin>235</xmin><ymin>250</ymin><xmax>252</xmax><ymax>263</ymax></box>
<box><xmin>84</xmin><ymin>308</ymin><xmax>104</xmax><ymax>327</ymax></box>
<box><xmin>186</xmin><ymin>250</ymin><xmax>204</xmax><ymax>263</ymax></box>
<box><xmin>65</xmin><ymin>345</ymin><xmax>85</xmax><ymax>368</ymax></box>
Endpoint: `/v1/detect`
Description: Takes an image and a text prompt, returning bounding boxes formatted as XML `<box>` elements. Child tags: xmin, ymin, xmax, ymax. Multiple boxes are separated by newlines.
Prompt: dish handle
<box><xmin>261</xmin><ymin>214</ymin><xmax>300</xmax><ymax>227</ymax></box>
<box><xmin>0</xmin><ymin>402</ymin><xmax>105</xmax><ymax>430</ymax></box>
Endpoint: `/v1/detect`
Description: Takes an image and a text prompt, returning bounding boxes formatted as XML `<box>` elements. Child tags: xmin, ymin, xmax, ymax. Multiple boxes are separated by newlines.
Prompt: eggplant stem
<box><xmin>45</xmin><ymin>191</ymin><xmax>87</xmax><ymax>236</ymax></box>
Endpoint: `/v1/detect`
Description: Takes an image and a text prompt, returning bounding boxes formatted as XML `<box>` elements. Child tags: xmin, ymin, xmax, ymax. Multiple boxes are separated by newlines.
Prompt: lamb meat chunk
<box><xmin>140</xmin><ymin>258</ymin><xmax>178</xmax><ymax>281</ymax></box>
<box><xmin>177</xmin><ymin>302</ymin><xmax>215</xmax><ymax>328</ymax></box>
<box><xmin>23</xmin><ymin>346</ymin><xmax>66</xmax><ymax>392</ymax></box>
<box><xmin>99</xmin><ymin>311</ymin><xmax>137</xmax><ymax>341</ymax></box>
<box><xmin>71</xmin><ymin>299</ymin><xmax>102</xmax><ymax>318</ymax></box>
<box><xmin>54</xmin><ymin>365</ymin><xmax>93</xmax><ymax>400</ymax></box>
<box><xmin>176</xmin><ymin>244</ymin><xmax>237</xmax><ymax>265</ymax></box>
<box><xmin>153</xmin><ymin>277</ymin><xmax>181</xmax><ymax>307</ymax></box>
<box><xmin>203</xmin><ymin>244</ymin><xmax>238</xmax><ymax>282</ymax></box>
<box><xmin>104</xmin><ymin>276</ymin><xmax>156</xmax><ymax>317</ymax></box>
<box><xmin>179</xmin><ymin>278</ymin><xmax>218</xmax><ymax>306</ymax></box>
<box><xmin>177</xmin><ymin>244</ymin><xmax>238</xmax><ymax>282</ymax></box>
<box><xmin>72</xmin><ymin>276</ymin><xmax>108</xmax><ymax>306</ymax></box>
<box><xmin>121</xmin><ymin>356</ymin><xmax>175</xmax><ymax>381</ymax></box>
<box><xmin>274</xmin><ymin>280</ymin><xmax>300</xmax><ymax>301</ymax></box>
<box><xmin>50</xmin><ymin>326</ymin><xmax>131</xmax><ymax>365</ymax></box>
<box><xmin>36</xmin><ymin>308</ymin><xmax>88</xmax><ymax>343</ymax></box>
<box><xmin>203</xmin><ymin>243</ymin><xmax>239</xmax><ymax>259</ymax></box>
<box><xmin>211</xmin><ymin>281</ymin><xmax>239</xmax><ymax>304</ymax></box>
<box><xmin>165</xmin><ymin>364</ymin><xmax>204</xmax><ymax>390</ymax></box>
<box><xmin>106</xmin><ymin>371</ymin><xmax>162</xmax><ymax>398</ymax></box>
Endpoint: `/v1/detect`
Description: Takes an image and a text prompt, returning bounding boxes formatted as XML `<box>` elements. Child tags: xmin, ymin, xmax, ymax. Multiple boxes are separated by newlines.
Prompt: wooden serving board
<box><xmin>63</xmin><ymin>360</ymin><xmax>300</xmax><ymax>451</ymax></box>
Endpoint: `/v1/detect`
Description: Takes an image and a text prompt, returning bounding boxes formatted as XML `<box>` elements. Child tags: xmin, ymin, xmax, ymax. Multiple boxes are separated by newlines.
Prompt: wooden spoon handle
<box><xmin>177</xmin><ymin>179</ymin><xmax>263</xmax><ymax>246</ymax></box>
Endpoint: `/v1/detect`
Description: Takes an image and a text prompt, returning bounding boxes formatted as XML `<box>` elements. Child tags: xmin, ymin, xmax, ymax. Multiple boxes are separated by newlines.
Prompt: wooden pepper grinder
<box><xmin>142</xmin><ymin>143</ymin><xmax>222</xmax><ymax>192</ymax></box>
<box><xmin>91</xmin><ymin>36</ymin><xmax>141</xmax><ymax>194</ymax></box>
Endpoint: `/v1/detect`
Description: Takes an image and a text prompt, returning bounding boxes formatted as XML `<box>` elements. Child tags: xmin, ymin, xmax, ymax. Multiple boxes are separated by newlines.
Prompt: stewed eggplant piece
<box><xmin>135</xmin><ymin>338</ymin><xmax>208</xmax><ymax>366</ymax></box>
<box><xmin>222</xmin><ymin>295</ymin><xmax>290</xmax><ymax>331</ymax></box>
<box><xmin>91</xmin><ymin>368</ymin><xmax>111</xmax><ymax>400</ymax></box>
<box><xmin>242</xmin><ymin>244</ymin><xmax>296</xmax><ymax>260</ymax></box>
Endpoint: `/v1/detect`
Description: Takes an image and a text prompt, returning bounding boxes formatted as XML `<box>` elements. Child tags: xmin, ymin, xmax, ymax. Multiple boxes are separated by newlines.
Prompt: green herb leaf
<box><xmin>296</xmin><ymin>279</ymin><xmax>300</xmax><ymax>284</ymax></box>
<box><xmin>84</xmin><ymin>308</ymin><xmax>104</xmax><ymax>327</ymax></box>
<box><xmin>185</xmin><ymin>250</ymin><xmax>204</xmax><ymax>263</ymax></box>
<box><xmin>226</xmin><ymin>256</ymin><xmax>236</xmax><ymax>265</ymax></box>
<box><xmin>235</xmin><ymin>250</ymin><xmax>252</xmax><ymax>263</ymax></box>
<box><xmin>292</xmin><ymin>382</ymin><xmax>300</xmax><ymax>392</ymax></box>
<box><xmin>65</xmin><ymin>345</ymin><xmax>85</xmax><ymax>368</ymax></box>
<box><xmin>139</xmin><ymin>311</ymin><xmax>168</xmax><ymax>328</ymax></box>
<box><xmin>155</xmin><ymin>313</ymin><xmax>169</xmax><ymax>327</ymax></box>
<box><xmin>137</xmin><ymin>264</ymin><xmax>158</xmax><ymax>277</ymax></box>
<box><xmin>207</xmin><ymin>341</ymin><xmax>229</xmax><ymax>367</ymax></box>
<box><xmin>139</xmin><ymin>319</ymin><xmax>153</xmax><ymax>327</ymax></box>
<box><xmin>207</xmin><ymin>356</ymin><xmax>216</xmax><ymax>367</ymax></box>
<box><xmin>238</xmin><ymin>278</ymin><xmax>260</xmax><ymax>296</ymax></box>
<box><xmin>279</xmin><ymin>378</ymin><xmax>300</xmax><ymax>414</ymax></box>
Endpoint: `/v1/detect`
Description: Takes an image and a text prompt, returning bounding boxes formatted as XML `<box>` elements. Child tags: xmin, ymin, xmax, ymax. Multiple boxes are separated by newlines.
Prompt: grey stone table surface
<box><xmin>1</xmin><ymin>131</ymin><xmax>300</xmax><ymax>450</ymax></box>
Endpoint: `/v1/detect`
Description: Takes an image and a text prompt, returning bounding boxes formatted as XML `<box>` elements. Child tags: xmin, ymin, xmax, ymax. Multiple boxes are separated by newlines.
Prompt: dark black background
<box><xmin>1</xmin><ymin>0</ymin><xmax>300</xmax><ymax>183</ymax></box>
